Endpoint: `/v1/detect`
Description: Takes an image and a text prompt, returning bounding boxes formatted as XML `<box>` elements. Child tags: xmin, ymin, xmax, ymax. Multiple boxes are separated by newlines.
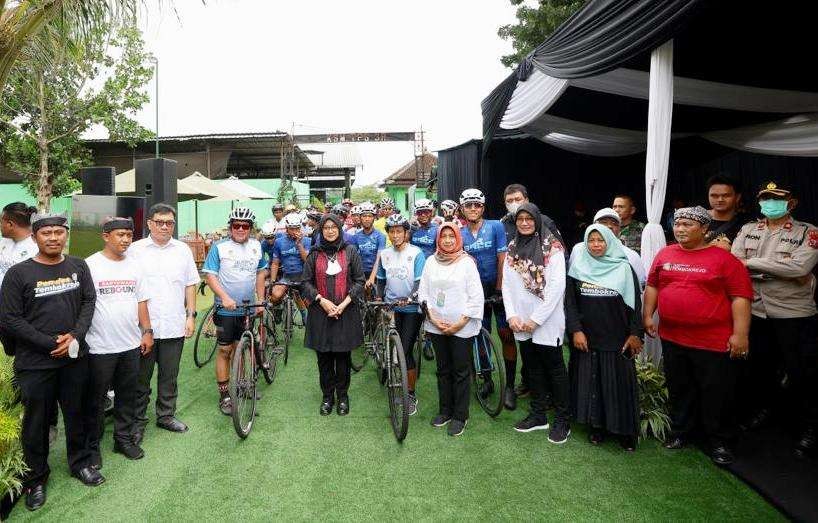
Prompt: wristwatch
<box><xmin>141</xmin><ymin>328</ymin><xmax>154</xmax><ymax>335</ymax></box>
<box><xmin>186</xmin><ymin>310</ymin><xmax>198</xmax><ymax>319</ymax></box>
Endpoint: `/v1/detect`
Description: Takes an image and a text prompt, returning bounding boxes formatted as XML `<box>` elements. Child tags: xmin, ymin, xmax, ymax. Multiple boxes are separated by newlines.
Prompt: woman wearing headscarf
<box><xmin>502</xmin><ymin>203</ymin><xmax>569</xmax><ymax>444</ymax></box>
<box><xmin>417</xmin><ymin>223</ymin><xmax>483</xmax><ymax>437</ymax></box>
<box><xmin>301</xmin><ymin>214</ymin><xmax>365</xmax><ymax>416</ymax></box>
<box><xmin>566</xmin><ymin>224</ymin><xmax>643</xmax><ymax>451</ymax></box>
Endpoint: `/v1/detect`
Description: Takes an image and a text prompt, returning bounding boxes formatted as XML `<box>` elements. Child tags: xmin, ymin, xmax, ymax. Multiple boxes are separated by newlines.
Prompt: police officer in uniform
<box><xmin>732</xmin><ymin>182</ymin><xmax>818</xmax><ymax>457</ymax></box>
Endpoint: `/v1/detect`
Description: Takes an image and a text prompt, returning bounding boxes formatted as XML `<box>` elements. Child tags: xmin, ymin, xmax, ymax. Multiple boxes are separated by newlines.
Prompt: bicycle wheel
<box><xmin>473</xmin><ymin>328</ymin><xmax>506</xmax><ymax>418</ymax></box>
<box><xmin>372</xmin><ymin>325</ymin><xmax>387</xmax><ymax>385</ymax></box>
<box><xmin>258</xmin><ymin>309</ymin><xmax>279</xmax><ymax>385</ymax></box>
<box><xmin>386</xmin><ymin>329</ymin><xmax>409</xmax><ymax>442</ymax></box>
<box><xmin>229</xmin><ymin>333</ymin><xmax>257</xmax><ymax>438</ymax></box>
<box><xmin>283</xmin><ymin>296</ymin><xmax>293</xmax><ymax>365</ymax></box>
<box><xmin>193</xmin><ymin>305</ymin><xmax>217</xmax><ymax>368</ymax></box>
<box><xmin>412</xmin><ymin>331</ymin><xmax>423</xmax><ymax>380</ymax></box>
<box><xmin>352</xmin><ymin>304</ymin><xmax>371</xmax><ymax>372</ymax></box>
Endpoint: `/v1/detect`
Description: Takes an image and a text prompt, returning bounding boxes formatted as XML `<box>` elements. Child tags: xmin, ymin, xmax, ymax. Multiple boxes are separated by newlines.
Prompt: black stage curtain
<box><xmin>439</xmin><ymin>136</ymin><xmax>818</xmax><ymax>243</ymax></box>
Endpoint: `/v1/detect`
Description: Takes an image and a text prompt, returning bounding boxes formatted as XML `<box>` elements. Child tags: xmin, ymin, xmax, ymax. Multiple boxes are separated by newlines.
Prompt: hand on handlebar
<box><xmin>221</xmin><ymin>297</ymin><xmax>237</xmax><ymax>311</ymax></box>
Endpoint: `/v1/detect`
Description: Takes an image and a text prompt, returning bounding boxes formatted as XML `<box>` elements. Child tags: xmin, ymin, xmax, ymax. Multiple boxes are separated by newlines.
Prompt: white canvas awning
<box><xmin>219</xmin><ymin>176</ymin><xmax>274</xmax><ymax>199</ymax></box>
<box><xmin>111</xmin><ymin>169</ymin><xmax>246</xmax><ymax>200</ymax></box>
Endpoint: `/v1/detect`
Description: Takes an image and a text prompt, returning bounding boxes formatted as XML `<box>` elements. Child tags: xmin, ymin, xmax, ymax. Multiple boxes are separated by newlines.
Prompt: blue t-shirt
<box><xmin>410</xmin><ymin>224</ymin><xmax>438</xmax><ymax>259</ymax></box>
<box><xmin>272</xmin><ymin>236</ymin><xmax>312</xmax><ymax>277</ymax></box>
<box><xmin>203</xmin><ymin>238</ymin><xmax>267</xmax><ymax>316</ymax></box>
<box><xmin>352</xmin><ymin>228</ymin><xmax>387</xmax><ymax>274</ymax></box>
<box><xmin>376</xmin><ymin>244</ymin><xmax>425</xmax><ymax>313</ymax></box>
<box><xmin>261</xmin><ymin>238</ymin><xmax>277</xmax><ymax>265</ymax></box>
<box><xmin>461</xmin><ymin>220</ymin><xmax>507</xmax><ymax>283</ymax></box>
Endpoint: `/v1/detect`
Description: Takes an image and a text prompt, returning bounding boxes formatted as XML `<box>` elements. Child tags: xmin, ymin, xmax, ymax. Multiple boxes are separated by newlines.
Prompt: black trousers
<box><xmin>747</xmin><ymin>315</ymin><xmax>818</xmax><ymax>428</ymax></box>
<box><xmin>430</xmin><ymin>333</ymin><xmax>472</xmax><ymax>422</ymax></box>
<box><xmin>135</xmin><ymin>337</ymin><xmax>184</xmax><ymax>429</ymax></box>
<box><xmin>519</xmin><ymin>340</ymin><xmax>569</xmax><ymax>423</ymax></box>
<box><xmin>316</xmin><ymin>351</ymin><xmax>351</xmax><ymax>401</ymax></box>
<box><xmin>663</xmin><ymin>340</ymin><xmax>736</xmax><ymax>445</ymax></box>
<box><xmin>394</xmin><ymin>311</ymin><xmax>423</xmax><ymax>371</ymax></box>
<box><xmin>17</xmin><ymin>358</ymin><xmax>93</xmax><ymax>488</ymax></box>
<box><xmin>89</xmin><ymin>348</ymin><xmax>140</xmax><ymax>460</ymax></box>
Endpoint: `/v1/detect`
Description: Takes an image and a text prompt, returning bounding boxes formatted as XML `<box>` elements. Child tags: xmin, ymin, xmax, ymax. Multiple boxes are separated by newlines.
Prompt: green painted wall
<box><xmin>384</xmin><ymin>186</ymin><xmax>430</xmax><ymax>215</ymax></box>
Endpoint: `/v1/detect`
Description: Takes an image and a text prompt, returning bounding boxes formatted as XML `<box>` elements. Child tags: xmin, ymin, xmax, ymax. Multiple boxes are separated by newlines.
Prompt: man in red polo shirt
<box><xmin>643</xmin><ymin>206</ymin><xmax>752</xmax><ymax>466</ymax></box>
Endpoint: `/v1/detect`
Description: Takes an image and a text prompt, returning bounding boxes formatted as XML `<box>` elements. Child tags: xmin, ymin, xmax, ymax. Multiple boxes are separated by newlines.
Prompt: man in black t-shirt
<box><xmin>0</xmin><ymin>213</ymin><xmax>100</xmax><ymax>511</ymax></box>
<box><xmin>705</xmin><ymin>174</ymin><xmax>749</xmax><ymax>250</ymax></box>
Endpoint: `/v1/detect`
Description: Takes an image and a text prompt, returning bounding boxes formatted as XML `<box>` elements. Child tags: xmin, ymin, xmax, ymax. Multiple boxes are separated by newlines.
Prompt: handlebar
<box><xmin>485</xmin><ymin>294</ymin><xmax>503</xmax><ymax>304</ymax></box>
<box><xmin>367</xmin><ymin>299</ymin><xmax>420</xmax><ymax>309</ymax></box>
<box><xmin>215</xmin><ymin>301</ymin><xmax>270</xmax><ymax>312</ymax></box>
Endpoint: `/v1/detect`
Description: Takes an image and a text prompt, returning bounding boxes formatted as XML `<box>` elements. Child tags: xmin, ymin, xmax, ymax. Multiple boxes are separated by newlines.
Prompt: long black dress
<box><xmin>565</xmin><ymin>271</ymin><xmax>642</xmax><ymax>436</ymax></box>
<box><xmin>300</xmin><ymin>244</ymin><xmax>364</xmax><ymax>352</ymax></box>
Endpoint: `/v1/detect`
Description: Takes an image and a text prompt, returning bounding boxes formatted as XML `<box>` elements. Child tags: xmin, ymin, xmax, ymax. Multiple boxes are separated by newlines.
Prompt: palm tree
<box><xmin>0</xmin><ymin>0</ymin><xmax>136</xmax><ymax>91</ymax></box>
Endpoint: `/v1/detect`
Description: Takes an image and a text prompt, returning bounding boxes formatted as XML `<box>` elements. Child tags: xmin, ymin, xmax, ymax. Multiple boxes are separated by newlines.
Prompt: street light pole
<box><xmin>151</xmin><ymin>57</ymin><xmax>159</xmax><ymax>158</ymax></box>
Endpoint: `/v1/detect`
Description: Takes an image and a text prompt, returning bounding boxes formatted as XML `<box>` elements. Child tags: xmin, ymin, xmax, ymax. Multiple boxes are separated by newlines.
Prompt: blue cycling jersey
<box><xmin>261</xmin><ymin>238</ymin><xmax>276</xmax><ymax>265</ymax></box>
<box><xmin>272</xmin><ymin>235</ymin><xmax>311</xmax><ymax>277</ymax></box>
<box><xmin>410</xmin><ymin>224</ymin><xmax>438</xmax><ymax>259</ymax></box>
<box><xmin>352</xmin><ymin>228</ymin><xmax>386</xmax><ymax>274</ymax></box>
<box><xmin>461</xmin><ymin>220</ymin><xmax>507</xmax><ymax>283</ymax></box>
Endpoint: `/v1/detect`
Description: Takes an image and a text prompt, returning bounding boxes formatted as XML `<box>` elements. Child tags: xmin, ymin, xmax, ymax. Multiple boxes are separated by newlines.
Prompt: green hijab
<box><xmin>568</xmin><ymin>224</ymin><xmax>636</xmax><ymax>310</ymax></box>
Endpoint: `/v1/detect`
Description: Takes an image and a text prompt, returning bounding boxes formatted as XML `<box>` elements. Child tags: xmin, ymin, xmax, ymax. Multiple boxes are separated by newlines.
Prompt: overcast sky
<box><xmin>122</xmin><ymin>0</ymin><xmax>518</xmax><ymax>185</ymax></box>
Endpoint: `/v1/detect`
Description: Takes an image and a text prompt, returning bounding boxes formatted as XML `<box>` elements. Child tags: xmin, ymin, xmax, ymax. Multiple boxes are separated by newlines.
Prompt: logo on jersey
<box><xmin>662</xmin><ymin>263</ymin><xmax>707</xmax><ymax>274</ymax></box>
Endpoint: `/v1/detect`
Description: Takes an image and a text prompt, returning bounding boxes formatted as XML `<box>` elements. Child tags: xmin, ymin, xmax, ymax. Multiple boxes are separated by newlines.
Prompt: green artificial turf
<box><xmin>11</xmin><ymin>295</ymin><xmax>782</xmax><ymax>521</ymax></box>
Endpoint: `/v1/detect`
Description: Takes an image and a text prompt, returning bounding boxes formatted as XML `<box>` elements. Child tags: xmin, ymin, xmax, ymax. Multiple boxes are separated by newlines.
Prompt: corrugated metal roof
<box><xmin>303</xmin><ymin>145</ymin><xmax>363</xmax><ymax>169</ymax></box>
<box><xmin>83</xmin><ymin>131</ymin><xmax>289</xmax><ymax>143</ymax></box>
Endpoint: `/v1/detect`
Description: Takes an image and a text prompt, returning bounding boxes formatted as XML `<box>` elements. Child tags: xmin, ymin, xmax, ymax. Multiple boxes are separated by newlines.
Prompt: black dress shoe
<box><xmin>132</xmin><ymin>429</ymin><xmax>144</xmax><ymax>446</ymax></box>
<box><xmin>337</xmin><ymin>400</ymin><xmax>349</xmax><ymax>416</ymax></box>
<box><xmin>589</xmin><ymin>429</ymin><xmax>605</xmax><ymax>446</ymax></box>
<box><xmin>619</xmin><ymin>435</ymin><xmax>637</xmax><ymax>452</ymax></box>
<box><xmin>25</xmin><ymin>484</ymin><xmax>46</xmax><ymax>511</ymax></box>
<box><xmin>89</xmin><ymin>454</ymin><xmax>102</xmax><ymax>470</ymax></box>
<box><xmin>320</xmin><ymin>400</ymin><xmax>334</xmax><ymax>416</ymax></box>
<box><xmin>664</xmin><ymin>436</ymin><xmax>685</xmax><ymax>450</ymax></box>
<box><xmin>711</xmin><ymin>445</ymin><xmax>735</xmax><ymax>466</ymax></box>
<box><xmin>114</xmin><ymin>440</ymin><xmax>145</xmax><ymax>460</ymax></box>
<box><xmin>73</xmin><ymin>466</ymin><xmax>105</xmax><ymax>486</ymax></box>
<box><xmin>156</xmin><ymin>417</ymin><xmax>188</xmax><ymax>433</ymax></box>
<box><xmin>795</xmin><ymin>427</ymin><xmax>816</xmax><ymax>458</ymax></box>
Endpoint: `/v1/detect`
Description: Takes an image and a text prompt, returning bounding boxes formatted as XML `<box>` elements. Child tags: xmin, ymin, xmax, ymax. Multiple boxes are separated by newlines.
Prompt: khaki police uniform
<box><xmin>732</xmin><ymin>215</ymin><xmax>818</xmax><ymax>431</ymax></box>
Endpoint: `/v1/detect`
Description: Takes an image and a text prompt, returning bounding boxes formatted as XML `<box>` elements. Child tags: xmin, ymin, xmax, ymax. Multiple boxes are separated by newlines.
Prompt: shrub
<box><xmin>0</xmin><ymin>353</ymin><xmax>26</xmax><ymax>502</ymax></box>
<box><xmin>637</xmin><ymin>360</ymin><xmax>672</xmax><ymax>441</ymax></box>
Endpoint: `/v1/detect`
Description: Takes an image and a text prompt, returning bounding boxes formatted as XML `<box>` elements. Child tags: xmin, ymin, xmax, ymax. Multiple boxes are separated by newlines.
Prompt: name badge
<box><xmin>436</xmin><ymin>289</ymin><xmax>446</xmax><ymax>308</ymax></box>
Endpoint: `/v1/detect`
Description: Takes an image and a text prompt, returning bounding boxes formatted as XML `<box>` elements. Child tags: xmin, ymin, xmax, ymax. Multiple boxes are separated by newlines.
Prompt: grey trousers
<box><xmin>134</xmin><ymin>337</ymin><xmax>184</xmax><ymax>429</ymax></box>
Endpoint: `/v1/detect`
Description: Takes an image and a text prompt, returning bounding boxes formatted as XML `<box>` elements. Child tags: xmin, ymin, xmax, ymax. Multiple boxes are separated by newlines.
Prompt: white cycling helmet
<box><xmin>385</xmin><ymin>213</ymin><xmax>410</xmax><ymax>230</ymax></box>
<box><xmin>358</xmin><ymin>201</ymin><xmax>376</xmax><ymax>215</ymax></box>
<box><xmin>261</xmin><ymin>222</ymin><xmax>277</xmax><ymax>237</ymax></box>
<box><xmin>283</xmin><ymin>213</ymin><xmax>302</xmax><ymax>228</ymax></box>
<box><xmin>413</xmin><ymin>198</ymin><xmax>435</xmax><ymax>213</ymax></box>
<box><xmin>440</xmin><ymin>199</ymin><xmax>458</xmax><ymax>215</ymax></box>
<box><xmin>379</xmin><ymin>196</ymin><xmax>395</xmax><ymax>209</ymax></box>
<box><xmin>351</xmin><ymin>205</ymin><xmax>362</xmax><ymax>216</ymax></box>
<box><xmin>228</xmin><ymin>207</ymin><xmax>256</xmax><ymax>223</ymax></box>
<box><xmin>459</xmin><ymin>188</ymin><xmax>485</xmax><ymax>206</ymax></box>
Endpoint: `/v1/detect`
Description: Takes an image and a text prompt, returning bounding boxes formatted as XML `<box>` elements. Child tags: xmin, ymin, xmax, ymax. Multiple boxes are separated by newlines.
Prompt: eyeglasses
<box><xmin>150</xmin><ymin>219</ymin><xmax>175</xmax><ymax>228</ymax></box>
<box><xmin>463</xmin><ymin>202</ymin><xmax>483</xmax><ymax>209</ymax></box>
<box><xmin>231</xmin><ymin>223</ymin><xmax>251</xmax><ymax>231</ymax></box>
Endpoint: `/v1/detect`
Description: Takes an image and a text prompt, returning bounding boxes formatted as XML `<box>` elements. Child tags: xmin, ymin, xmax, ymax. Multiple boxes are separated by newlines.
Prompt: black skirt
<box><xmin>569</xmin><ymin>349</ymin><xmax>639</xmax><ymax>436</ymax></box>
<box><xmin>304</xmin><ymin>301</ymin><xmax>363</xmax><ymax>353</ymax></box>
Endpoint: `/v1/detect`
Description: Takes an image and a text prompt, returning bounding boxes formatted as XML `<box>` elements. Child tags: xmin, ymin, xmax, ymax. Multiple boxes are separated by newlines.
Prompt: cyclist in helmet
<box><xmin>459</xmin><ymin>188</ymin><xmax>516</xmax><ymax>408</ymax></box>
<box><xmin>374</xmin><ymin>196</ymin><xmax>395</xmax><ymax>238</ymax></box>
<box><xmin>352</xmin><ymin>201</ymin><xmax>386</xmax><ymax>289</ymax></box>
<box><xmin>264</xmin><ymin>203</ymin><xmax>287</xmax><ymax>235</ymax></box>
<box><xmin>305</xmin><ymin>210</ymin><xmax>323</xmax><ymax>244</ymax></box>
<box><xmin>440</xmin><ymin>199</ymin><xmax>464</xmax><ymax>227</ymax></box>
<box><xmin>284</xmin><ymin>203</ymin><xmax>298</xmax><ymax>215</ymax></box>
<box><xmin>260</xmin><ymin>221</ymin><xmax>280</xmax><ymax>266</ymax></box>
<box><xmin>350</xmin><ymin>205</ymin><xmax>362</xmax><ymax>232</ymax></box>
<box><xmin>410</xmin><ymin>198</ymin><xmax>439</xmax><ymax>259</ymax></box>
<box><xmin>203</xmin><ymin>208</ymin><xmax>267</xmax><ymax>415</ymax></box>
<box><xmin>269</xmin><ymin>213</ymin><xmax>311</xmax><ymax>325</ymax></box>
<box><xmin>376</xmin><ymin>213</ymin><xmax>427</xmax><ymax>415</ymax></box>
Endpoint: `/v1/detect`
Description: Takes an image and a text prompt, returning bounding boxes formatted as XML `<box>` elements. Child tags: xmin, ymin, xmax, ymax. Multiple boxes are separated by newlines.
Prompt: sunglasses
<box><xmin>231</xmin><ymin>222</ymin><xmax>251</xmax><ymax>231</ymax></box>
<box><xmin>464</xmin><ymin>203</ymin><xmax>483</xmax><ymax>209</ymax></box>
<box><xmin>150</xmin><ymin>219</ymin><xmax>175</xmax><ymax>228</ymax></box>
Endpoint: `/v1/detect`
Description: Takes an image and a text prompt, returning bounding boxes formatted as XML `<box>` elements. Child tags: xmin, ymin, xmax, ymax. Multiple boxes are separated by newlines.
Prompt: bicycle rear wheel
<box><xmin>473</xmin><ymin>328</ymin><xmax>506</xmax><ymax>418</ymax></box>
<box><xmin>412</xmin><ymin>328</ymin><xmax>426</xmax><ymax>380</ymax></box>
<box><xmin>283</xmin><ymin>296</ymin><xmax>293</xmax><ymax>365</ymax></box>
<box><xmin>230</xmin><ymin>333</ymin><xmax>257</xmax><ymax>438</ymax></box>
<box><xmin>352</xmin><ymin>304</ymin><xmax>371</xmax><ymax>372</ymax></box>
<box><xmin>386</xmin><ymin>329</ymin><xmax>409</xmax><ymax>442</ymax></box>
<box><xmin>258</xmin><ymin>309</ymin><xmax>279</xmax><ymax>385</ymax></box>
<box><xmin>193</xmin><ymin>305</ymin><xmax>217</xmax><ymax>368</ymax></box>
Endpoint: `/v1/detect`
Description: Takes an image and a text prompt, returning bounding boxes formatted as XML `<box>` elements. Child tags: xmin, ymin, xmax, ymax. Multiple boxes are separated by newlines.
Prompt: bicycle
<box><xmin>267</xmin><ymin>280</ymin><xmax>301</xmax><ymax>366</ymax></box>
<box><xmin>352</xmin><ymin>295</ymin><xmax>378</xmax><ymax>373</ymax></box>
<box><xmin>355</xmin><ymin>300</ymin><xmax>413</xmax><ymax>442</ymax></box>
<box><xmin>218</xmin><ymin>300</ymin><xmax>277</xmax><ymax>438</ymax></box>
<box><xmin>473</xmin><ymin>295</ymin><xmax>507</xmax><ymax>418</ymax></box>
<box><xmin>193</xmin><ymin>280</ymin><xmax>218</xmax><ymax>368</ymax></box>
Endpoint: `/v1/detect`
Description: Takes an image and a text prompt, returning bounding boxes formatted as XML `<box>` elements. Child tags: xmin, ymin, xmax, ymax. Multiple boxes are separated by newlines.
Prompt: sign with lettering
<box><xmin>294</xmin><ymin>132</ymin><xmax>415</xmax><ymax>143</ymax></box>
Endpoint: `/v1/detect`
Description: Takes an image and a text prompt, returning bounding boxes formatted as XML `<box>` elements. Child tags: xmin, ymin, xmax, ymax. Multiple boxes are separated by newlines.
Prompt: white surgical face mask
<box><xmin>506</xmin><ymin>202</ymin><xmax>520</xmax><ymax>215</ymax></box>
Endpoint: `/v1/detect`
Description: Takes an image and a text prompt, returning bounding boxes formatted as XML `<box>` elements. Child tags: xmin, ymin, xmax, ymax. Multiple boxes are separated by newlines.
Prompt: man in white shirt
<box><xmin>569</xmin><ymin>208</ymin><xmax>646</xmax><ymax>289</ymax></box>
<box><xmin>86</xmin><ymin>218</ymin><xmax>153</xmax><ymax>466</ymax></box>
<box><xmin>128</xmin><ymin>204</ymin><xmax>199</xmax><ymax>442</ymax></box>
<box><xmin>0</xmin><ymin>202</ymin><xmax>39</xmax><ymax>289</ymax></box>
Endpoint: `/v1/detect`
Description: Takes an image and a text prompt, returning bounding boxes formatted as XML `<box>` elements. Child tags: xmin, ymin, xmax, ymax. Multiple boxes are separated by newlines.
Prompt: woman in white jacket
<box><xmin>502</xmin><ymin>203</ymin><xmax>570</xmax><ymax>444</ymax></box>
<box><xmin>418</xmin><ymin>223</ymin><xmax>483</xmax><ymax>437</ymax></box>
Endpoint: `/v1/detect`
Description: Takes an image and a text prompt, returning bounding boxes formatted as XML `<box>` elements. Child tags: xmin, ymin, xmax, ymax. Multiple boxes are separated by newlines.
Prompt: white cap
<box><xmin>593</xmin><ymin>207</ymin><xmax>621</xmax><ymax>225</ymax></box>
